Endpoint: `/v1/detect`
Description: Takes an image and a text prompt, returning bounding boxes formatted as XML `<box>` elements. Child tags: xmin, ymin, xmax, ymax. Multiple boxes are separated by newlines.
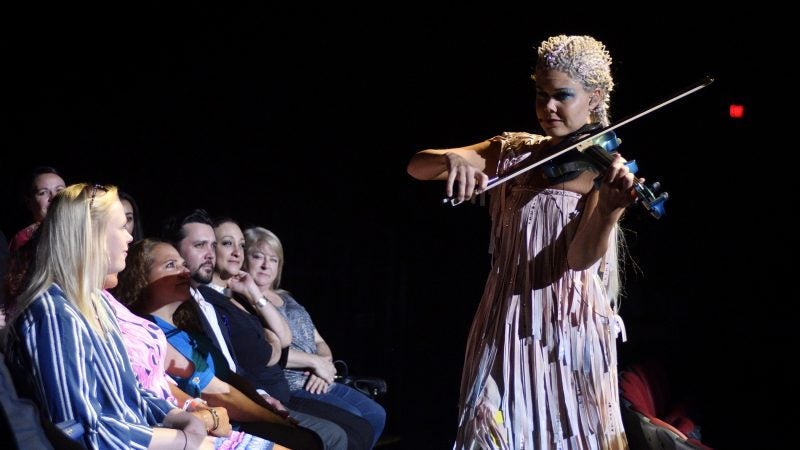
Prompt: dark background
<box><xmin>2</xmin><ymin>5</ymin><xmax>785</xmax><ymax>449</ymax></box>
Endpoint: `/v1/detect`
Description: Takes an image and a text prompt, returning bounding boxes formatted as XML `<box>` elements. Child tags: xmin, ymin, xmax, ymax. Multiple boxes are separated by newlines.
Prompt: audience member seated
<box><xmin>160</xmin><ymin>210</ymin><xmax>374</xmax><ymax>450</ymax></box>
<box><xmin>104</xmin><ymin>272</ymin><xmax>284</xmax><ymax>450</ymax></box>
<box><xmin>4</xmin><ymin>167</ymin><xmax>66</xmax><ymax>311</ymax></box>
<box><xmin>119</xmin><ymin>190</ymin><xmax>144</xmax><ymax>243</ymax></box>
<box><xmin>114</xmin><ymin>238</ymin><xmax>330</xmax><ymax>450</ymax></box>
<box><xmin>2</xmin><ymin>183</ymin><xmax>212</xmax><ymax>449</ymax></box>
<box><xmin>9</xmin><ymin>166</ymin><xmax>65</xmax><ymax>254</ymax></box>
<box><xmin>243</xmin><ymin>226</ymin><xmax>387</xmax><ymax>447</ymax></box>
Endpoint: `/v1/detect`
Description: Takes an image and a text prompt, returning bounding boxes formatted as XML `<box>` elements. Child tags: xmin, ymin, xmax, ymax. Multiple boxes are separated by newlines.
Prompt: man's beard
<box><xmin>192</xmin><ymin>267</ymin><xmax>213</xmax><ymax>284</ymax></box>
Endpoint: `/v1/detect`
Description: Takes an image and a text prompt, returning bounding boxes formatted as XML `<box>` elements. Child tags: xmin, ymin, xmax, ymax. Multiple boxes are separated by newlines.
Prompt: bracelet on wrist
<box><xmin>254</xmin><ymin>296</ymin><xmax>268</xmax><ymax>308</ymax></box>
<box><xmin>209</xmin><ymin>408</ymin><xmax>220</xmax><ymax>432</ymax></box>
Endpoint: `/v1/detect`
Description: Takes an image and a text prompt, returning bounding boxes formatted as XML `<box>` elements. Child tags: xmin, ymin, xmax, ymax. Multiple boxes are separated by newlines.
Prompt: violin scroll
<box><xmin>634</xmin><ymin>180</ymin><xmax>669</xmax><ymax>219</ymax></box>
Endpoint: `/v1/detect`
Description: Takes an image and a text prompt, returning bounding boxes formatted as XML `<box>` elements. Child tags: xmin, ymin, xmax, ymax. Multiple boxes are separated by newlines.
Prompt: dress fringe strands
<box><xmin>455</xmin><ymin>132</ymin><xmax>627</xmax><ymax>450</ymax></box>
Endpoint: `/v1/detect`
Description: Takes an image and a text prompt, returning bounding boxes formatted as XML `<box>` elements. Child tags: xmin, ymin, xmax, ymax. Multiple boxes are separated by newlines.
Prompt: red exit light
<box><xmin>729</xmin><ymin>104</ymin><xmax>745</xmax><ymax>119</ymax></box>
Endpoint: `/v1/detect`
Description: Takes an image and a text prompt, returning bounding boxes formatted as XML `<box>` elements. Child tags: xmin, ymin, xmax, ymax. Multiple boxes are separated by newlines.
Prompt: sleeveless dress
<box><xmin>454</xmin><ymin>132</ymin><xmax>628</xmax><ymax>450</ymax></box>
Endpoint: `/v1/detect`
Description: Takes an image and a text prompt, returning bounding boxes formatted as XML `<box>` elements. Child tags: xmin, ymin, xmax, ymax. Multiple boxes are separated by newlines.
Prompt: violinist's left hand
<box><xmin>597</xmin><ymin>153</ymin><xmax>637</xmax><ymax>216</ymax></box>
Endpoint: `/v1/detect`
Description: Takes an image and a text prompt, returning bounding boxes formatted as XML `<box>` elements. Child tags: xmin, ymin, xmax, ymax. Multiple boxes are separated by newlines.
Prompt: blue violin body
<box><xmin>578</xmin><ymin>127</ymin><xmax>669</xmax><ymax>219</ymax></box>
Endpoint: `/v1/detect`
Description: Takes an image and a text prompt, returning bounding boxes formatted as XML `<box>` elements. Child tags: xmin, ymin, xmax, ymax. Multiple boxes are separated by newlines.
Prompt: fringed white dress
<box><xmin>455</xmin><ymin>132</ymin><xmax>628</xmax><ymax>450</ymax></box>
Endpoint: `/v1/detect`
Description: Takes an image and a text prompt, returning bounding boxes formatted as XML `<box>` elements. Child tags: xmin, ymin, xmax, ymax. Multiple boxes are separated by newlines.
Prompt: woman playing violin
<box><xmin>407</xmin><ymin>35</ymin><xmax>634</xmax><ymax>449</ymax></box>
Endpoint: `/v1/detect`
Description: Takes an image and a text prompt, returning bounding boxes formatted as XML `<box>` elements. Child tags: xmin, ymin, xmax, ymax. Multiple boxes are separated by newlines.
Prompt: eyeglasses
<box><xmin>88</xmin><ymin>184</ymin><xmax>108</xmax><ymax>209</ymax></box>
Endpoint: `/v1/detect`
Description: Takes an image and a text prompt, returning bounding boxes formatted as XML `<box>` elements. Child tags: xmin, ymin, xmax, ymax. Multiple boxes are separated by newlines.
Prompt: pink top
<box><xmin>104</xmin><ymin>292</ymin><xmax>177</xmax><ymax>405</ymax></box>
<box><xmin>103</xmin><ymin>291</ymin><xmax>275</xmax><ymax>450</ymax></box>
<box><xmin>103</xmin><ymin>292</ymin><xmax>277</xmax><ymax>449</ymax></box>
<box><xmin>9</xmin><ymin>223</ymin><xmax>38</xmax><ymax>254</ymax></box>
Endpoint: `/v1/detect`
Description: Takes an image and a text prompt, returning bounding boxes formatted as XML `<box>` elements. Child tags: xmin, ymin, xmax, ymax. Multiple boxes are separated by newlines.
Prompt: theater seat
<box><xmin>334</xmin><ymin>360</ymin><xmax>387</xmax><ymax>400</ymax></box>
<box><xmin>1</xmin><ymin>351</ymin><xmax>82</xmax><ymax>450</ymax></box>
<box><xmin>619</xmin><ymin>360</ymin><xmax>713</xmax><ymax>450</ymax></box>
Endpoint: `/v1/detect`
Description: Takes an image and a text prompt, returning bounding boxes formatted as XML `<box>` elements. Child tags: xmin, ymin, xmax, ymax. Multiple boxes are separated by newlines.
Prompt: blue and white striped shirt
<box><xmin>5</xmin><ymin>284</ymin><xmax>173</xmax><ymax>450</ymax></box>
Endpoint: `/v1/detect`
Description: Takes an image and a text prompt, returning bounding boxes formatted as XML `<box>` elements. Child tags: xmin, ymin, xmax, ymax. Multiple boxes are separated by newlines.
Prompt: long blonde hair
<box><xmin>8</xmin><ymin>183</ymin><xmax>120</xmax><ymax>337</ymax></box>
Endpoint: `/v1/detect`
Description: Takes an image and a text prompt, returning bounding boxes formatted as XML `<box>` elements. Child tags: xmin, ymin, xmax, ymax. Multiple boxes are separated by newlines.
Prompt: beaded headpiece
<box><xmin>534</xmin><ymin>35</ymin><xmax>614</xmax><ymax>126</ymax></box>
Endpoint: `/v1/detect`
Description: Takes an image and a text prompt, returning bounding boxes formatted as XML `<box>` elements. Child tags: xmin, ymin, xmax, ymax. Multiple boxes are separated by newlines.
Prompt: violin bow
<box><xmin>444</xmin><ymin>76</ymin><xmax>714</xmax><ymax>206</ymax></box>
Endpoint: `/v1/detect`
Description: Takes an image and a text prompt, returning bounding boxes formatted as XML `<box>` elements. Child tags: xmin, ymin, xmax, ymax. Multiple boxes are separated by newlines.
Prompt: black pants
<box><xmin>288</xmin><ymin>395</ymin><xmax>374</xmax><ymax>450</ymax></box>
<box><xmin>240</xmin><ymin>420</ymin><xmax>324</xmax><ymax>450</ymax></box>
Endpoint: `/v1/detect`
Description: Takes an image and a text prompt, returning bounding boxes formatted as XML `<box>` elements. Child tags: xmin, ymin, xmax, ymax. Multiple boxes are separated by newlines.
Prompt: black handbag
<box><xmin>334</xmin><ymin>360</ymin><xmax>387</xmax><ymax>400</ymax></box>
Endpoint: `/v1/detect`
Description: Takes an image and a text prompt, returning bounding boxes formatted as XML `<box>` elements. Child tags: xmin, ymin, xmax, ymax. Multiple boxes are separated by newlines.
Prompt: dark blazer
<box><xmin>193</xmin><ymin>285</ymin><xmax>242</xmax><ymax>373</ymax></box>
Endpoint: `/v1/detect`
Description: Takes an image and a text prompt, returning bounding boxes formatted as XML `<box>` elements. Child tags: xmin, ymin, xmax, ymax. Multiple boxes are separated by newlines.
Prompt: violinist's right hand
<box><xmin>445</xmin><ymin>152</ymin><xmax>489</xmax><ymax>203</ymax></box>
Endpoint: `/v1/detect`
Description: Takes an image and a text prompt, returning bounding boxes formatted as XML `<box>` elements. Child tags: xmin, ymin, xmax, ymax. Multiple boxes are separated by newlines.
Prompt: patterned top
<box><xmin>104</xmin><ymin>293</ymin><xmax>178</xmax><ymax>405</ymax></box>
<box><xmin>275</xmin><ymin>293</ymin><xmax>318</xmax><ymax>392</ymax></box>
<box><xmin>4</xmin><ymin>283</ymin><xmax>172</xmax><ymax>450</ymax></box>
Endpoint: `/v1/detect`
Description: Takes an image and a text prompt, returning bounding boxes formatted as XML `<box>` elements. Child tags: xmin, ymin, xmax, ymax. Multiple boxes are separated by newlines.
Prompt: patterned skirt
<box><xmin>214</xmin><ymin>431</ymin><xmax>275</xmax><ymax>450</ymax></box>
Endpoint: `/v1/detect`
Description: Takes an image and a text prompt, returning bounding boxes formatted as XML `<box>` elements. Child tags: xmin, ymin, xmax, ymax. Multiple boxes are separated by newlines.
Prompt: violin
<box><xmin>443</xmin><ymin>76</ymin><xmax>714</xmax><ymax>220</ymax></box>
<box><xmin>571</xmin><ymin>125</ymin><xmax>668</xmax><ymax>219</ymax></box>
